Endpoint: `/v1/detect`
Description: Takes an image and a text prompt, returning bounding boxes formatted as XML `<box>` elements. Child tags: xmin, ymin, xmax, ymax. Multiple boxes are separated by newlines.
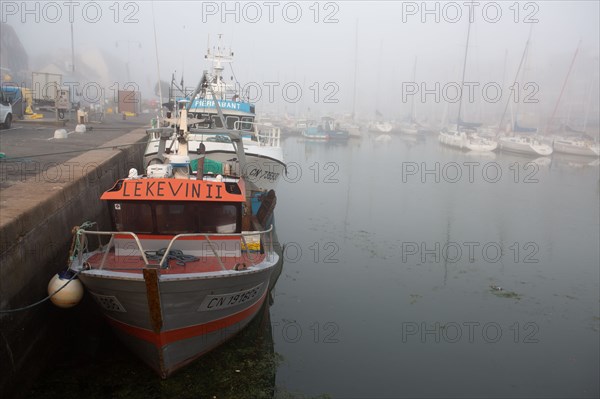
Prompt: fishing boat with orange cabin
<box><xmin>66</xmin><ymin>94</ymin><xmax>281</xmax><ymax>378</ymax></box>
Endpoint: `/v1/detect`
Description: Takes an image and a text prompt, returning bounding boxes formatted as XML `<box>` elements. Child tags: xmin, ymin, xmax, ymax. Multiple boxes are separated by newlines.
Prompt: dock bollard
<box><xmin>53</xmin><ymin>129</ymin><xmax>68</xmax><ymax>139</ymax></box>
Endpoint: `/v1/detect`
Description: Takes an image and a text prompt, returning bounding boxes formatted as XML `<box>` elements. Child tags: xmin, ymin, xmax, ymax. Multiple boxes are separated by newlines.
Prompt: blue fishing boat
<box><xmin>302</xmin><ymin>116</ymin><xmax>349</xmax><ymax>141</ymax></box>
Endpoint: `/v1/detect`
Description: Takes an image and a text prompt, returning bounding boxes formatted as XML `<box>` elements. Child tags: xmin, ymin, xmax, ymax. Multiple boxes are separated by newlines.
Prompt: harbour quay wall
<box><xmin>0</xmin><ymin>128</ymin><xmax>147</xmax><ymax>398</ymax></box>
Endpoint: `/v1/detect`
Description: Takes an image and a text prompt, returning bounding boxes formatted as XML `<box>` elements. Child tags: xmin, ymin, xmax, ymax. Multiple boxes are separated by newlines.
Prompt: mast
<box><xmin>70</xmin><ymin>22</ymin><xmax>75</xmax><ymax>72</ymax></box>
<box><xmin>456</xmin><ymin>20</ymin><xmax>472</xmax><ymax>130</ymax></box>
<box><xmin>352</xmin><ymin>19</ymin><xmax>358</xmax><ymax>120</ymax></box>
<box><xmin>410</xmin><ymin>56</ymin><xmax>417</xmax><ymax>122</ymax></box>
<box><xmin>549</xmin><ymin>40</ymin><xmax>581</xmax><ymax>127</ymax></box>
<box><xmin>205</xmin><ymin>34</ymin><xmax>234</xmax><ymax>100</ymax></box>
<box><xmin>497</xmin><ymin>26</ymin><xmax>533</xmax><ymax>136</ymax></box>
<box><xmin>376</xmin><ymin>39</ymin><xmax>383</xmax><ymax>118</ymax></box>
<box><xmin>151</xmin><ymin>2</ymin><xmax>163</xmax><ymax>118</ymax></box>
<box><xmin>498</xmin><ymin>48</ymin><xmax>508</xmax><ymax>122</ymax></box>
<box><xmin>582</xmin><ymin>61</ymin><xmax>597</xmax><ymax>133</ymax></box>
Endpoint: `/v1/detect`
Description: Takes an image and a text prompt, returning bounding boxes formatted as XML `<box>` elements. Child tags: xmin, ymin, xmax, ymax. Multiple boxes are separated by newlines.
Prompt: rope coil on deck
<box><xmin>144</xmin><ymin>248</ymin><xmax>199</xmax><ymax>268</ymax></box>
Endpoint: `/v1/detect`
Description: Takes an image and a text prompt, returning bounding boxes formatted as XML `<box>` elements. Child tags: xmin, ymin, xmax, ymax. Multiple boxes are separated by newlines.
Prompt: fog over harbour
<box><xmin>3</xmin><ymin>1</ymin><xmax>599</xmax><ymax>126</ymax></box>
<box><xmin>1</xmin><ymin>2</ymin><xmax>599</xmax><ymax>398</ymax></box>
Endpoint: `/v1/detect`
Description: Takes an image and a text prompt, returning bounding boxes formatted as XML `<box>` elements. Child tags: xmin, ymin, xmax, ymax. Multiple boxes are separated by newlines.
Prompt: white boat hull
<box><xmin>439</xmin><ymin>129</ymin><xmax>497</xmax><ymax>152</ymax></box>
<box><xmin>397</xmin><ymin>122</ymin><xmax>423</xmax><ymax>136</ymax></box>
<box><xmin>438</xmin><ymin>130</ymin><xmax>468</xmax><ymax>149</ymax></box>
<box><xmin>466</xmin><ymin>139</ymin><xmax>498</xmax><ymax>152</ymax></box>
<box><xmin>553</xmin><ymin>139</ymin><xmax>600</xmax><ymax>157</ymax></box>
<box><xmin>499</xmin><ymin>136</ymin><xmax>553</xmax><ymax>156</ymax></box>
<box><xmin>370</xmin><ymin>122</ymin><xmax>393</xmax><ymax>133</ymax></box>
<box><xmin>401</xmin><ymin>127</ymin><xmax>419</xmax><ymax>135</ymax></box>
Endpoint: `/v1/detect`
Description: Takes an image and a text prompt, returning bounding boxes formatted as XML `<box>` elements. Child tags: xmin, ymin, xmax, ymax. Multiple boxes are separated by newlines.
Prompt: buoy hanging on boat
<box><xmin>47</xmin><ymin>270</ymin><xmax>83</xmax><ymax>308</ymax></box>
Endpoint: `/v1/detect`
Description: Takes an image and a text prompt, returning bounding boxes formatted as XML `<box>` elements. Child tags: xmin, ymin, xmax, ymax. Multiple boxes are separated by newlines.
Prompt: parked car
<box><xmin>0</xmin><ymin>97</ymin><xmax>12</xmax><ymax>129</ymax></box>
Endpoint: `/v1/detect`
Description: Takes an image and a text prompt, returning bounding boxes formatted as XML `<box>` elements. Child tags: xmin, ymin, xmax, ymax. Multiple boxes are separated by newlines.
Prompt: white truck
<box><xmin>0</xmin><ymin>95</ymin><xmax>12</xmax><ymax>129</ymax></box>
<box><xmin>32</xmin><ymin>72</ymin><xmax>62</xmax><ymax>107</ymax></box>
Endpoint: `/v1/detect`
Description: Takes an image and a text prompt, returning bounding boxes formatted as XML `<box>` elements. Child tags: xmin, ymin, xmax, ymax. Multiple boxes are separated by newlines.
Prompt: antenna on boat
<box><xmin>181</xmin><ymin>25</ymin><xmax>185</xmax><ymax>88</ymax></box>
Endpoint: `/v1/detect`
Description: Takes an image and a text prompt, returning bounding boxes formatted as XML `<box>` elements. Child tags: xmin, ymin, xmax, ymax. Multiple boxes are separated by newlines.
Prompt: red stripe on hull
<box><xmin>106</xmin><ymin>290</ymin><xmax>267</xmax><ymax>348</ymax></box>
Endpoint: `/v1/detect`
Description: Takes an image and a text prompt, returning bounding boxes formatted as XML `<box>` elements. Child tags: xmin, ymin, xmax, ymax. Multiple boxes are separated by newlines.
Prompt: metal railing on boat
<box><xmin>234</xmin><ymin>121</ymin><xmax>281</xmax><ymax>148</ymax></box>
<box><xmin>75</xmin><ymin>226</ymin><xmax>274</xmax><ymax>271</ymax></box>
<box><xmin>147</xmin><ymin>124</ymin><xmax>281</xmax><ymax>148</ymax></box>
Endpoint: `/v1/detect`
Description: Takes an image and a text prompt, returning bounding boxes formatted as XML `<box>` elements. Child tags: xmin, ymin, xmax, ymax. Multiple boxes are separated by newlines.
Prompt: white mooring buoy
<box><xmin>75</xmin><ymin>124</ymin><xmax>86</xmax><ymax>133</ymax></box>
<box><xmin>48</xmin><ymin>270</ymin><xmax>83</xmax><ymax>308</ymax></box>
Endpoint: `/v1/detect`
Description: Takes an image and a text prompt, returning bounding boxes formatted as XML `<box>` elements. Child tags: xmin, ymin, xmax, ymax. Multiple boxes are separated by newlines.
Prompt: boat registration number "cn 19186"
<box><xmin>198</xmin><ymin>283</ymin><xmax>264</xmax><ymax>311</ymax></box>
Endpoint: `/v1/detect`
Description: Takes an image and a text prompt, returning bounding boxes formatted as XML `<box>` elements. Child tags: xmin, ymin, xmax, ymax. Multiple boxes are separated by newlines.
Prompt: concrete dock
<box><xmin>0</xmin><ymin>115</ymin><xmax>149</xmax><ymax>398</ymax></box>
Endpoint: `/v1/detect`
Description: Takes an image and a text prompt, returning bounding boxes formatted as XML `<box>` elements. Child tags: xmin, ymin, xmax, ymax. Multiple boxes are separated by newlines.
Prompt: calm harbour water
<box><xmin>29</xmin><ymin>133</ymin><xmax>599</xmax><ymax>398</ymax></box>
<box><xmin>272</xmin><ymin>134</ymin><xmax>599</xmax><ymax>398</ymax></box>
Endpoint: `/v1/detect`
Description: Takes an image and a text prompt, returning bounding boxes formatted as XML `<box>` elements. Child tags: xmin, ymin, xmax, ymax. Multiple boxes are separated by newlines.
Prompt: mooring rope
<box><xmin>0</xmin><ymin>270</ymin><xmax>81</xmax><ymax>314</ymax></box>
<box><xmin>1</xmin><ymin>221</ymin><xmax>96</xmax><ymax>314</ymax></box>
<box><xmin>69</xmin><ymin>221</ymin><xmax>97</xmax><ymax>262</ymax></box>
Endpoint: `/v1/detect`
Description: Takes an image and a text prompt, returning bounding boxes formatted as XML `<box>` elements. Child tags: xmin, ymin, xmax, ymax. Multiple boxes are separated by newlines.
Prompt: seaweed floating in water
<box><xmin>409</xmin><ymin>294</ymin><xmax>422</xmax><ymax>304</ymax></box>
<box><xmin>489</xmin><ymin>285</ymin><xmax>522</xmax><ymax>300</ymax></box>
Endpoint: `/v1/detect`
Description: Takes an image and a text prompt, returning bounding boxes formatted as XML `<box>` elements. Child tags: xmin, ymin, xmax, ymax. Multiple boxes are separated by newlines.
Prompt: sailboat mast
<box><xmin>499</xmin><ymin>49</ymin><xmax>508</xmax><ymax>121</ymax></box>
<box><xmin>456</xmin><ymin>21</ymin><xmax>472</xmax><ymax>130</ymax></box>
<box><xmin>352</xmin><ymin>19</ymin><xmax>358</xmax><ymax>119</ymax></box>
<box><xmin>497</xmin><ymin>26</ymin><xmax>533</xmax><ymax>135</ymax></box>
<box><xmin>582</xmin><ymin>64</ymin><xmax>597</xmax><ymax>133</ymax></box>
<box><xmin>376</xmin><ymin>39</ymin><xmax>383</xmax><ymax>117</ymax></box>
<box><xmin>550</xmin><ymin>40</ymin><xmax>581</xmax><ymax>126</ymax></box>
<box><xmin>151</xmin><ymin>2</ymin><xmax>163</xmax><ymax>118</ymax></box>
<box><xmin>411</xmin><ymin>56</ymin><xmax>417</xmax><ymax>122</ymax></box>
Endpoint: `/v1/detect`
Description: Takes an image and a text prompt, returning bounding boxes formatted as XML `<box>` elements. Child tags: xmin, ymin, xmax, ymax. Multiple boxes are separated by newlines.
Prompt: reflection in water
<box><xmin>551</xmin><ymin>153</ymin><xmax>600</xmax><ymax>170</ymax></box>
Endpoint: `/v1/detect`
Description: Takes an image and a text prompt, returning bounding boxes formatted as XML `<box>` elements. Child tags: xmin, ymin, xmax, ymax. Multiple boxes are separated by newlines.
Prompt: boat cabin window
<box><xmin>211</xmin><ymin>115</ymin><xmax>224</xmax><ymax>128</ymax></box>
<box><xmin>110</xmin><ymin>201</ymin><xmax>240</xmax><ymax>234</ymax></box>
<box><xmin>155</xmin><ymin>202</ymin><xmax>238</xmax><ymax>234</ymax></box>
<box><xmin>193</xmin><ymin>113</ymin><xmax>212</xmax><ymax>129</ymax></box>
<box><xmin>112</xmin><ymin>203</ymin><xmax>154</xmax><ymax>234</ymax></box>
<box><xmin>226</xmin><ymin>116</ymin><xmax>239</xmax><ymax>129</ymax></box>
<box><xmin>240</xmin><ymin>117</ymin><xmax>254</xmax><ymax>131</ymax></box>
